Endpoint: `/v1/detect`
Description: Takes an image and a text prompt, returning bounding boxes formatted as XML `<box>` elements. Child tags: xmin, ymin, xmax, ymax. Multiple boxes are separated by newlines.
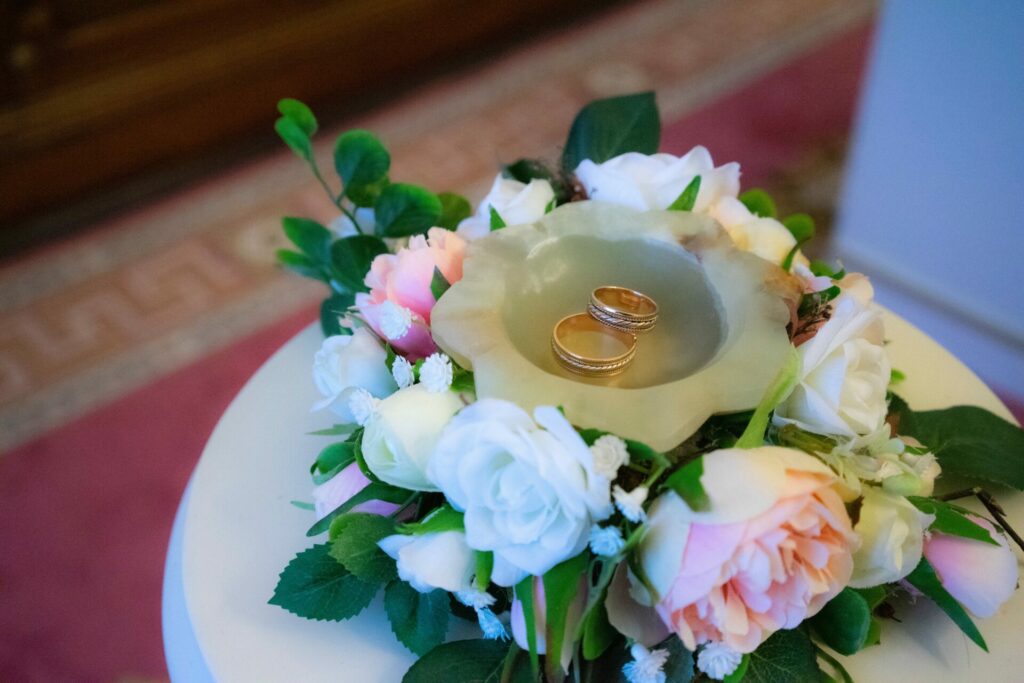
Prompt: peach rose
<box><xmin>356</xmin><ymin>227</ymin><xmax>467</xmax><ymax>358</ymax></box>
<box><xmin>638</xmin><ymin>447</ymin><xmax>856</xmax><ymax>653</ymax></box>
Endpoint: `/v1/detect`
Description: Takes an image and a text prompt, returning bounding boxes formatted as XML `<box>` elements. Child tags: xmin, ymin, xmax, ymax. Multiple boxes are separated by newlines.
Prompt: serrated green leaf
<box><xmin>275</xmin><ymin>117</ymin><xmax>313</xmax><ymax>161</ymax></box>
<box><xmin>307</xmin><ymin>481</ymin><xmax>410</xmax><ymax>536</ymax></box>
<box><xmin>543</xmin><ymin>552</ymin><xmax>588</xmax><ymax>681</ymax></box>
<box><xmin>431</xmin><ymin>267</ymin><xmax>451</xmax><ymax>301</ymax></box>
<box><xmin>668</xmin><ymin>175</ymin><xmax>701</xmax><ymax>211</ymax></box>
<box><xmin>282</xmin><ymin>216</ymin><xmax>333</xmax><ymax>264</ymax></box>
<box><xmin>562</xmin><ymin>92</ymin><xmax>660</xmax><ymax>171</ymax></box>
<box><xmin>893</xmin><ymin>403</ymin><xmax>1024</xmax><ymax>490</ymax></box>
<box><xmin>334</xmin><ymin>130</ymin><xmax>391</xmax><ymax>205</ymax></box>
<box><xmin>277</xmin><ymin>98</ymin><xmax>318</xmax><ymax>136</ymax></box>
<box><xmin>329</xmin><ymin>235</ymin><xmax>389</xmax><ymax>292</ymax></box>
<box><xmin>328</xmin><ymin>512</ymin><xmax>397</xmax><ymax>581</ymax></box>
<box><xmin>269</xmin><ymin>543</ymin><xmax>378</xmax><ymax>621</ymax></box>
<box><xmin>663</xmin><ymin>457</ymin><xmax>709</xmax><ymax>512</ymax></box>
<box><xmin>277</xmin><ymin>249</ymin><xmax>324</xmax><ymax>280</ymax></box>
<box><xmin>385</xmin><ymin>581</ymin><xmax>451</xmax><ymax>656</ymax></box>
<box><xmin>809</xmin><ymin>588</ymin><xmax>872</xmax><ymax>655</ymax></box>
<box><xmin>437</xmin><ymin>192</ymin><xmax>472</xmax><ymax>230</ymax></box>
<box><xmin>376</xmin><ymin>183</ymin><xmax>443</xmax><ymax>237</ymax></box>
<box><xmin>743</xmin><ymin>628</ymin><xmax>819</xmax><ymax>682</ymax></box>
<box><xmin>399</xmin><ymin>504</ymin><xmax>464</xmax><ymax>535</ymax></box>
<box><xmin>907</xmin><ymin>496</ymin><xmax>998</xmax><ymax>545</ymax></box>
<box><xmin>906</xmin><ymin>557</ymin><xmax>988</xmax><ymax>650</ymax></box>
<box><xmin>401</xmin><ymin>639</ymin><xmax>515</xmax><ymax>683</ymax></box>
<box><xmin>489</xmin><ymin>206</ymin><xmax>506</xmax><ymax>230</ymax></box>
<box><xmin>319</xmin><ymin>292</ymin><xmax>355</xmax><ymax>337</ymax></box>
<box><xmin>738</xmin><ymin>188</ymin><xmax>777</xmax><ymax>218</ymax></box>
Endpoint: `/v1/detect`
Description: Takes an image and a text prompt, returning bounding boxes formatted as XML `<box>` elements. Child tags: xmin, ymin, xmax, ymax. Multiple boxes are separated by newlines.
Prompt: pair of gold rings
<box><xmin>551</xmin><ymin>286</ymin><xmax>659</xmax><ymax>377</ymax></box>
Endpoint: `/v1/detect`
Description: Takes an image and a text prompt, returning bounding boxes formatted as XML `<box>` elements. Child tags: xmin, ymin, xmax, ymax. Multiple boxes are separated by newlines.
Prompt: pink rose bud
<box><xmin>312</xmin><ymin>462</ymin><xmax>398</xmax><ymax>519</ymax></box>
<box><xmin>923</xmin><ymin>515</ymin><xmax>1019</xmax><ymax>618</ymax></box>
<box><xmin>510</xmin><ymin>576</ymin><xmax>587</xmax><ymax>672</ymax></box>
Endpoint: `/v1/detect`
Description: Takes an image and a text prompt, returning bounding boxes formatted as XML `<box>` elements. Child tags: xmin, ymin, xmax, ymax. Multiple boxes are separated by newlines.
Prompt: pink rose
<box><xmin>356</xmin><ymin>228</ymin><xmax>467</xmax><ymax>358</ymax></box>
<box><xmin>312</xmin><ymin>462</ymin><xmax>399</xmax><ymax>519</ymax></box>
<box><xmin>923</xmin><ymin>515</ymin><xmax>1019</xmax><ymax>618</ymax></box>
<box><xmin>639</xmin><ymin>447</ymin><xmax>856</xmax><ymax>653</ymax></box>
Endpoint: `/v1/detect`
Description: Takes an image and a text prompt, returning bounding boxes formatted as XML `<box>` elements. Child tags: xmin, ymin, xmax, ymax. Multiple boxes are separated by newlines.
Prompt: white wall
<box><xmin>834</xmin><ymin>1</ymin><xmax>1024</xmax><ymax>391</ymax></box>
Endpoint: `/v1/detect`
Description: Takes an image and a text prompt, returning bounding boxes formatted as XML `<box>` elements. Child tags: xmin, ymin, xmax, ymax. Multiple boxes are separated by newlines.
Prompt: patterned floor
<box><xmin>0</xmin><ymin>0</ymin><xmax>875</xmax><ymax>455</ymax></box>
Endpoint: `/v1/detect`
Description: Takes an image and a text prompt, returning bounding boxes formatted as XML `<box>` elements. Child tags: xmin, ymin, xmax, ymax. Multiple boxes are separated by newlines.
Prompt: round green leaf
<box><xmin>330</xmin><ymin>235</ymin><xmax>389</xmax><ymax>292</ymax></box>
<box><xmin>384</xmin><ymin>581</ymin><xmax>450</xmax><ymax>656</ymax></box>
<box><xmin>437</xmin><ymin>192</ymin><xmax>472</xmax><ymax>230</ymax></box>
<box><xmin>810</xmin><ymin>587</ymin><xmax>872</xmax><ymax>655</ymax></box>
<box><xmin>275</xmin><ymin>117</ymin><xmax>312</xmax><ymax>161</ymax></box>
<box><xmin>277</xmin><ymin>98</ymin><xmax>318</xmax><ymax>136</ymax></box>
<box><xmin>334</xmin><ymin>130</ymin><xmax>391</xmax><ymax>202</ymax></box>
<box><xmin>375</xmin><ymin>183</ymin><xmax>443</xmax><ymax>237</ymax></box>
<box><xmin>401</xmin><ymin>639</ymin><xmax>514</xmax><ymax>683</ymax></box>
<box><xmin>282</xmin><ymin>216</ymin><xmax>332</xmax><ymax>265</ymax></box>
<box><xmin>562</xmin><ymin>92</ymin><xmax>660</xmax><ymax>171</ymax></box>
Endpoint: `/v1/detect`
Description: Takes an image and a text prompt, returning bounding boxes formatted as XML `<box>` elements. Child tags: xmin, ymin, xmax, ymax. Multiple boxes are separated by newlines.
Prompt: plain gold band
<box><xmin>551</xmin><ymin>313</ymin><xmax>637</xmax><ymax>376</ymax></box>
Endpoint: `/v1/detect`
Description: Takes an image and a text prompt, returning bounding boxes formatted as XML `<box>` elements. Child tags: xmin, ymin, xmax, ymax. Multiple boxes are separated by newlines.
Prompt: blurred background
<box><xmin>0</xmin><ymin>0</ymin><xmax>1020</xmax><ymax>681</ymax></box>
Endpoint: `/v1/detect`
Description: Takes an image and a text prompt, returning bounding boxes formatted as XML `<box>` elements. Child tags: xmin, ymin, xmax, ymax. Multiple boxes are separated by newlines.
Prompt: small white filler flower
<box><xmin>391</xmin><ymin>356</ymin><xmax>415</xmax><ymax>389</ymax></box>
<box><xmin>476</xmin><ymin>607</ymin><xmax>509</xmax><ymax>641</ymax></box>
<box><xmin>455</xmin><ymin>588</ymin><xmax>496</xmax><ymax>610</ymax></box>
<box><xmin>590</xmin><ymin>434</ymin><xmax>631</xmax><ymax>478</ymax></box>
<box><xmin>420</xmin><ymin>353</ymin><xmax>454</xmax><ymax>393</ymax></box>
<box><xmin>589</xmin><ymin>524</ymin><xmax>625</xmax><ymax>557</ymax></box>
<box><xmin>347</xmin><ymin>388</ymin><xmax>381</xmax><ymax>426</ymax></box>
<box><xmin>696</xmin><ymin>641</ymin><xmax>743</xmax><ymax>680</ymax></box>
<box><xmin>378</xmin><ymin>300</ymin><xmax>414</xmax><ymax>340</ymax></box>
<box><xmin>614</xmin><ymin>485</ymin><xmax>649</xmax><ymax>523</ymax></box>
<box><xmin>623</xmin><ymin>643</ymin><xmax>669</xmax><ymax>683</ymax></box>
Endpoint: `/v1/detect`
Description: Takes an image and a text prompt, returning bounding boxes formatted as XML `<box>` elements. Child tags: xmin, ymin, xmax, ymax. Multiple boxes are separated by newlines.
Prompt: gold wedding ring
<box><xmin>551</xmin><ymin>313</ymin><xmax>637</xmax><ymax>377</ymax></box>
<box><xmin>588</xmin><ymin>286</ymin><xmax>659</xmax><ymax>333</ymax></box>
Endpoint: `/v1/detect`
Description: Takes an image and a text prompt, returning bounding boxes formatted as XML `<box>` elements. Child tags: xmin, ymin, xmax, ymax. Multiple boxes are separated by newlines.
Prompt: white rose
<box><xmin>574</xmin><ymin>147</ymin><xmax>739</xmax><ymax>213</ymax></box>
<box><xmin>378</xmin><ymin>531</ymin><xmax>475</xmax><ymax>593</ymax></box>
<box><xmin>329</xmin><ymin>206</ymin><xmax>376</xmax><ymax>237</ymax></box>
<box><xmin>312</xmin><ymin>328</ymin><xmax>397</xmax><ymax>422</ymax></box>
<box><xmin>849</xmin><ymin>488</ymin><xmax>934</xmax><ymax>588</ymax></box>
<box><xmin>361</xmin><ymin>384</ymin><xmax>463</xmax><ymax>491</ymax></box>
<box><xmin>456</xmin><ymin>174</ymin><xmax>555</xmax><ymax>240</ymax></box>
<box><xmin>707</xmin><ymin>197</ymin><xmax>798</xmax><ymax>265</ymax></box>
<box><xmin>428</xmin><ymin>399</ymin><xmax>612</xmax><ymax>585</ymax></box>
<box><xmin>774</xmin><ymin>291</ymin><xmax>891</xmax><ymax>437</ymax></box>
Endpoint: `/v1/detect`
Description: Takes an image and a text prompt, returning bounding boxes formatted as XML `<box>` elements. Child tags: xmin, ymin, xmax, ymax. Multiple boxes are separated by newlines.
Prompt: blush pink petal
<box><xmin>313</xmin><ymin>462</ymin><xmax>399</xmax><ymax>519</ymax></box>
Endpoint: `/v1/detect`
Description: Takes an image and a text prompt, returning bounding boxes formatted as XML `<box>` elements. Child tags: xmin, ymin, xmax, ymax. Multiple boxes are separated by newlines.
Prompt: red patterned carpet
<box><xmin>1</xmin><ymin>2</ymin><xmax>952</xmax><ymax>681</ymax></box>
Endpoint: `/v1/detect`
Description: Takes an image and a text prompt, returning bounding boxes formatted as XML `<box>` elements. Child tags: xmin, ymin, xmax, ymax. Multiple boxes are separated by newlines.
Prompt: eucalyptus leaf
<box><xmin>275</xmin><ymin>117</ymin><xmax>313</xmax><ymax>162</ymax></box>
<box><xmin>906</xmin><ymin>557</ymin><xmax>988</xmax><ymax>651</ymax></box>
<box><xmin>562</xmin><ymin>92</ymin><xmax>660</xmax><ymax>171</ymax></box>
<box><xmin>277</xmin><ymin>249</ymin><xmax>324</xmax><ymax>281</ymax></box>
<box><xmin>437</xmin><ymin>192</ymin><xmax>472</xmax><ymax>230</ymax></box>
<box><xmin>782</xmin><ymin>213</ymin><xmax>815</xmax><ymax>243</ymax></box>
<box><xmin>277</xmin><ymin>98</ymin><xmax>318</xmax><ymax>136</ymax></box>
<box><xmin>330</xmin><ymin>235</ymin><xmax>389</xmax><ymax>292</ymax></box>
<box><xmin>385</xmin><ymin>581</ymin><xmax>450</xmax><ymax>656</ymax></box>
<box><xmin>334</xmin><ymin>130</ymin><xmax>390</xmax><ymax>205</ymax></box>
<box><xmin>738</xmin><ymin>188</ymin><xmax>777</xmax><ymax>218</ymax></box>
<box><xmin>328</xmin><ymin>513</ymin><xmax>397</xmax><ymax>582</ymax></box>
<box><xmin>376</xmin><ymin>183</ymin><xmax>443</xmax><ymax>237</ymax></box>
<box><xmin>282</xmin><ymin>216</ymin><xmax>333</xmax><ymax>265</ymax></box>
<box><xmin>269</xmin><ymin>543</ymin><xmax>378</xmax><ymax>621</ymax></box>
<box><xmin>893</xmin><ymin>403</ymin><xmax>1024</xmax><ymax>490</ymax></box>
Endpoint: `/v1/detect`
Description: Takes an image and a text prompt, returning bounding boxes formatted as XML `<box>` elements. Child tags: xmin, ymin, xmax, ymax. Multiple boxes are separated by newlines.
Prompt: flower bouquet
<box><xmin>268</xmin><ymin>93</ymin><xmax>1023</xmax><ymax>682</ymax></box>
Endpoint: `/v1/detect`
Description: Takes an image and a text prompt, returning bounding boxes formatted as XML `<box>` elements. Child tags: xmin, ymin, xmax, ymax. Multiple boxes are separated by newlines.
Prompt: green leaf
<box><xmin>275</xmin><ymin>117</ymin><xmax>313</xmax><ymax>161</ymax></box>
<box><xmin>906</xmin><ymin>557</ymin><xmax>988</xmax><ymax>650</ymax></box>
<box><xmin>581</xmin><ymin>588</ymin><xmax>616</xmax><ymax>660</ymax></box>
<box><xmin>328</xmin><ymin>512</ymin><xmax>397</xmax><ymax>582</ymax></box>
<box><xmin>334</xmin><ymin>130</ymin><xmax>391</xmax><ymax>206</ymax></box>
<box><xmin>515</xmin><ymin>576</ymin><xmax>540</xmax><ymax>678</ymax></box>
<box><xmin>667</xmin><ymin>175</ymin><xmax>701</xmax><ymax>211</ymax></box>
<box><xmin>809</xmin><ymin>588</ymin><xmax>872</xmax><ymax>655</ymax></box>
<box><xmin>907</xmin><ymin>496</ymin><xmax>998</xmax><ymax>545</ymax></box>
<box><xmin>269</xmin><ymin>543</ymin><xmax>378</xmax><ymax>621</ymax></box>
<box><xmin>431</xmin><ymin>267</ymin><xmax>451</xmax><ymax>301</ymax></box>
<box><xmin>562</xmin><ymin>92</ymin><xmax>660</xmax><ymax>171</ymax></box>
<box><xmin>723</xmin><ymin>654</ymin><xmax>749</xmax><ymax>682</ymax></box>
<box><xmin>401</xmin><ymin>639</ymin><xmax>515</xmax><ymax>683</ymax></box>
<box><xmin>329</xmin><ymin>235</ymin><xmax>389</xmax><ymax>292</ymax></box>
<box><xmin>894</xmin><ymin>403</ymin><xmax>1024</xmax><ymax>490</ymax></box>
<box><xmin>277</xmin><ymin>249</ymin><xmax>324</xmax><ymax>281</ymax></box>
<box><xmin>314</xmin><ymin>441</ymin><xmax>356</xmax><ymax>476</ymax></box>
<box><xmin>504</xmin><ymin>157</ymin><xmax>571</xmax><ymax>203</ymax></box>
<box><xmin>542</xmin><ymin>552</ymin><xmax>589</xmax><ymax>681</ymax></box>
<box><xmin>277</xmin><ymin>98</ymin><xmax>318</xmax><ymax>136</ymax></box>
<box><xmin>576</xmin><ymin>429</ymin><xmax>661</xmax><ymax>464</ymax></box>
<box><xmin>738</xmin><ymin>188</ymin><xmax>777</xmax><ymax>218</ymax></box>
<box><xmin>809</xmin><ymin>259</ymin><xmax>846</xmax><ymax>280</ymax></box>
<box><xmin>282</xmin><ymin>216</ymin><xmax>333</xmax><ymax>265</ymax></box>
<box><xmin>437</xmin><ymin>192</ymin><xmax>472</xmax><ymax>230</ymax></box>
<box><xmin>319</xmin><ymin>292</ymin><xmax>355</xmax><ymax>337</ymax></box>
<box><xmin>489</xmin><ymin>206</ymin><xmax>506</xmax><ymax>230</ymax></box>
<box><xmin>736</xmin><ymin>346</ymin><xmax>800</xmax><ymax>448</ymax></box>
<box><xmin>376</xmin><ymin>183</ymin><xmax>443</xmax><ymax>237</ymax></box>
<box><xmin>399</xmin><ymin>504</ymin><xmax>465</xmax><ymax>535</ymax></box>
<box><xmin>782</xmin><ymin>213</ymin><xmax>815</xmax><ymax>243</ymax></box>
<box><xmin>384</xmin><ymin>581</ymin><xmax>450</xmax><ymax>656</ymax></box>
<box><xmin>474</xmin><ymin>551</ymin><xmax>494</xmax><ymax>591</ymax></box>
<box><xmin>659</xmin><ymin>635</ymin><xmax>695</xmax><ymax>682</ymax></box>
<box><xmin>307</xmin><ymin>481</ymin><xmax>410</xmax><ymax>536</ymax></box>
<box><xmin>663</xmin><ymin>457</ymin><xmax>709</xmax><ymax>511</ymax></box>
<box><xmin>742</xmin><ymin>628</ymin><xmax>819</xmax><ymax>682</ymax></box>
<box><xmin>308</xmin><ymin>423</ymin><xmax>356</xmax><ymax>437</ymax></box>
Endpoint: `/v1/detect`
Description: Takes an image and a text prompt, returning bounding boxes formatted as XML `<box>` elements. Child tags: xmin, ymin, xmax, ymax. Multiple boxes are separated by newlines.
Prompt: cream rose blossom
<box><xmin>638</xmin><ymin>447</ymin><xmax>856</xmax><ymax>653</ymax></box>
<box><xmin>457</xmin><ymin>174</ymin><xmax>555</xmax><ymax>240</ymax></box>
<box><xmin>311</xmin><ymin>328</ymin><xmax>397</xmax><ymax>422</ymax></box>
<box><xmin>427</xmin><ymin>399</ymin><xmax>612</xmax><ymax>585</ymax></box>
<box><xmin>378</xmin><ymin>531</ymin><xmax>476</xmax><ymax>593</ymax></box>
<box><xmin>849</xmin><ymin>487</ymin><xmax>933</xmax><ymax>588</ymax></box>
<box><xmin>706</xmin><ymin>197</ymin><xmax>799</xmax><ymax>266</ymax></box>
